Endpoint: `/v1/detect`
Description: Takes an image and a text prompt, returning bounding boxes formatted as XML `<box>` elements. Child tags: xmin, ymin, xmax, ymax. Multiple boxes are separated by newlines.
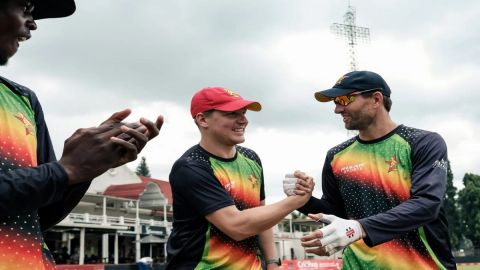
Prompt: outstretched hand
<box><xmin>301</xmin><ymin>213</ymin><xmax>364</xmax><ymax>256</ymax></box>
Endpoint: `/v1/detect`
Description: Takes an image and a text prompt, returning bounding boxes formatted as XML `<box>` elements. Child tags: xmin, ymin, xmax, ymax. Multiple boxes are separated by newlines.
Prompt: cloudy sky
<box><xmin>3</xmin><ymin>0</ymin><xmax>479</xmax><ymax>203</ymax></box>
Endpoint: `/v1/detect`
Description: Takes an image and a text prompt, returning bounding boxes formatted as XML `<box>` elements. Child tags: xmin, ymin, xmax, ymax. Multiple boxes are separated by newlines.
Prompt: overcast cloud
<box><xmin>2</xmin><ymin>0</ymin><xmax>479</xmax><ymax>202</ymax></box>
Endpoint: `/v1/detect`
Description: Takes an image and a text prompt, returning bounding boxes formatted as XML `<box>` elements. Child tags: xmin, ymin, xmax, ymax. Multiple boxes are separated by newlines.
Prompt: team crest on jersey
<box><xmin>14</xmin><ymin>112</ymin><xmax>35</xmax><ymax>136</ymax></box>
<box><xmin>248</xmin><ymin>174</ymin><xmax>258</xmax><ymax>188</ymax></box>
<box><xmin>385</xmin><ymin>155</ymin><xmax>399</xmax><ymax>173</ymax></box>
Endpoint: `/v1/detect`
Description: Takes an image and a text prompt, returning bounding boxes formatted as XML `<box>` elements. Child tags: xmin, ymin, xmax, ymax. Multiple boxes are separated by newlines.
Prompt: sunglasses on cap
<box><xmin>332</xmin><ymin>88</ymin><xmax>382</xmax><ymax>106</ymax></box>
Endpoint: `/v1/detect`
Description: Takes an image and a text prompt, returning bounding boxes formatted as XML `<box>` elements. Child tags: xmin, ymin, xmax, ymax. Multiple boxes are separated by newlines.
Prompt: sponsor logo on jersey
<box><xmin>340</xmin><ymin>163</ymin><xmax>365</xmax><ymax>174</ymax></box>
<box><xmin>432</xmin><ymin>159</ymin><xmax>448</xmax><ymax>172</ymax></box>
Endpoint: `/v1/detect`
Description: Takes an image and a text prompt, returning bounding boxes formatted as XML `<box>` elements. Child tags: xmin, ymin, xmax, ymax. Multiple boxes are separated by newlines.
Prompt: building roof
<box><xmin>139</xmin><ymin>176</ymin><xmax>173</xmax><ymax>204</ymax></box>
<box><xmin>88</xmin><ymin>165</ymin><xmax>142</xmax><ymax>194</ymax></box>
<box><xmin>103</xmin><ymin>183</ymin><xmax>147</xmax><ymax>200</ymax></box>
<box><xmin>103</xmin><ymin>176</ymin><xmax>172</xmax><ymax>205</ymax></box>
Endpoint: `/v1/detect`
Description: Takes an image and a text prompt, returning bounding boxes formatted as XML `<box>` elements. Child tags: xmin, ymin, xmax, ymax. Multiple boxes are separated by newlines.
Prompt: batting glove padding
<box><xmin>317</xmin><ymin>214</ymin><xmax>363</xmax><ymax>251</ymax></box>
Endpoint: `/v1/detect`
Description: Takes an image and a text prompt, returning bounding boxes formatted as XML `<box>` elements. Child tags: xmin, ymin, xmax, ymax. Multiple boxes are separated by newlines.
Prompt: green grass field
<box><xmin>458</xmin><ymin>265</ymin><xmax>480</xmax><ymax>270</ymax></box>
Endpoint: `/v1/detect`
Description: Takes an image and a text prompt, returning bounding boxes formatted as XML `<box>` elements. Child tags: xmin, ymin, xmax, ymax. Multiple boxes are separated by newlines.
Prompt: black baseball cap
<box><xmin>314</xmin><ymin>71</ymin><xmax>391</xmax><ymax>102</ymax></box>
<box><xmin>31</xmin><ymin>0</ymin><xmax>76</xmax><ymax>20</ymax></box>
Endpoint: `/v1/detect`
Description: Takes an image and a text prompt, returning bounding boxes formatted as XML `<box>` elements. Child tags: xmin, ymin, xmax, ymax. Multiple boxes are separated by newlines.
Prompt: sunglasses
<box><xmin>332</xmin><ymin>88</ymin><xmax>381</xmax><ymax>106</ymax></box>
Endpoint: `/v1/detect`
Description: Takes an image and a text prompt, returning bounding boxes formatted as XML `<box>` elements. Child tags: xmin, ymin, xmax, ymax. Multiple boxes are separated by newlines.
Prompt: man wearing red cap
<box><xmin>0</xmin><ymin>1</ymin><xmax>162</xmax><ymax>268</ymax></box>
<box><xmin>166</xmin><ymin>87</ymin><xmax>314</xmax><ymax>270</ymax></box>
<box><xmin>294</xmin><ymin>71</ymin><xmax>455</xmax><ymax>269</ymax></box>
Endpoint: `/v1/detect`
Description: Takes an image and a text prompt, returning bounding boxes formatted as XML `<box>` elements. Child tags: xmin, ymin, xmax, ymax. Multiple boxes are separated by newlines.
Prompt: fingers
<box><xmin>294</xmin><ymin>178</ymin><xmax>314</xmax><ymax>194</ymax></box>
<box><xmin>318</xmin><ymin>229</ymin><xmax>337</xmax><ymax>247</ymax></box>
<box><xmin>120</xmin><ymin>125</ymin><xmax>149</xmax><ymax>150</ymax></box>
<box><xmin>300</xmin><ymin>229</ymin><xmax>323</xmax><ymax>242</ymax></box>
<box><xmin>153</xmin><ymin>115</ymin><xmax>164</xmax><ymax>133</ymax></box>
<box><xmin>308</xmin><ymin>213</ymin><xmax>322</xmax><ymax>221</ymax></box>
<box><xmin>301</xmin><ymin>236</ymin><xmax>323</xmax><ymax>247</ymax></box>
<box><xmin>110</xmin><ymin>136</ymin><xmax>139</xmax><ymax>163</ymax></box>
<box><xmin>140</xmin><ymin>115</ymin><xmax>164</xmax><ymax>139</ymax></box>
<box><xmin>304</xmin><ymin>246</ymin><xmax>330</xmax><ymax>256</ymax></box>
<box><xmin>305</xmin><ymin>247</ymin><xmax>330</xmax><ymax>256</ymax></box>
<box><xmin>100</xmin><ymin>109</ymin><xmax>132</xmax><ymax>126</ymax></box>
<box><xmin>69</xmin><ymin>126</ymin><xmax>124</xmax><ymax>145</ymax></box>
<box><xmin>319</xmin><ymin>221</ymin><xmax>336</xmax><ymax>237</ymax></box>
<box><xmin>294</xmin><ymin>170</ymin><xmax>307</xmax><ymax>179</ymax></box>
<box><xmin>290</xmin><ymin>170</ymin><xmax>314</xmax><ymax>196</ymax></box>
<box><xmin>304</xmin><ymin>245</ymin><xmax>342</xmax><ymax>257</ymax></box>
<box><xmin>326</xmin><ymin>246</ymin><xmax>343</xmax><ymax>255</ymax></box>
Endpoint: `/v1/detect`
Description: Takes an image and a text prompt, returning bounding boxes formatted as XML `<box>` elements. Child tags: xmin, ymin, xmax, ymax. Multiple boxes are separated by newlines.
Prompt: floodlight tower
<box><xmin>331</xmin><ymin>4</ymin><xmax>370</xmax><ymax>71</ymax></box>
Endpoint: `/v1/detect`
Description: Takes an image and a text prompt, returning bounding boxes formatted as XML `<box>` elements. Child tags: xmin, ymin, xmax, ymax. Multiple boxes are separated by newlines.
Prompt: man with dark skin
<box><xmin>0</xmin><ymin>0</ymin><xmax>163</xmax><ymax>268</ymax></box>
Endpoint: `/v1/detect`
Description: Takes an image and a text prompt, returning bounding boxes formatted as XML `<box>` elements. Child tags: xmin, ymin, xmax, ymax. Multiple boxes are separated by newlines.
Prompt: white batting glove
<box><xmin>313</xmin><ymin>214</ymin><xmax>363</xmax><ymax>251</ymax></box>
<box><xmin>283</xmin><ymin>173</ymin><xmax>297</xmax><ymax>196</ymax></box>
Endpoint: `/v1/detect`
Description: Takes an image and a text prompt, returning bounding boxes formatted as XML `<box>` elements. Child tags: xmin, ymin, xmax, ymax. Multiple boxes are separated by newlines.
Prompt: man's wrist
<box><xmin>356</xmin><ymin>220</ymin><xmax>366</xmax><ymax>238</ymax></box>
<box><xmin>266</xmin><ymin>258</ymin><xmax>281</xmax><ymax>266</ymax></box>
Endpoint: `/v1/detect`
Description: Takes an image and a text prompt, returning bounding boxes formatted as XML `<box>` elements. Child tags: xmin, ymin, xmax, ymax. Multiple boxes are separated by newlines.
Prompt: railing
<box><xmin>58</xmin><ymin>213</ymin><xmax>172</xmax><ymax>229</ymax></box>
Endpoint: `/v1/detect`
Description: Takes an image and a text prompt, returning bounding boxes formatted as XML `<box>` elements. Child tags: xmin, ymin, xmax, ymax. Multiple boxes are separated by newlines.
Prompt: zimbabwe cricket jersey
<box><xmin>0</xmin><ymin>82</ymin><xmax>55</xmax><ymax>269</ymax></box>
<box><xmin>299</xmin><ymin>125</ymin><xmax>455</xmax><ymax>270</ymax></box>
<box><xmin>166</xmin><ymin>144</ymin><xmax>265</xmax><ymax>270</ymax></box>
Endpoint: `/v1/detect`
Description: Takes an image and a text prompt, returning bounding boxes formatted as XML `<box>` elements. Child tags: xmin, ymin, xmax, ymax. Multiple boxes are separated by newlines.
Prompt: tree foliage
<box><xmin>135</xmin><ymin>156</ymin><xmax>151</xmax><ymax>177</ymax></box>
<box><xmin>457</xmin><ymin>173</ymin><xmax>480</xmax><ymax>250</ymax></box>
<box><xmin>444</xmin><ymin>161</ymin><xmax>461</xmax><ymax>249</ymax></box>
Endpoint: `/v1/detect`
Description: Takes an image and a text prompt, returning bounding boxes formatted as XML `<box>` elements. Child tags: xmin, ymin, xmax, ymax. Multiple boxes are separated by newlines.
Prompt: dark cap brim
<box><xmin>314</xmin><ymin>88</ymin><xmax>355</xmax><ymax>102</ymax></box>
<box><xmin>32</xmin><ymin>0</ymin><xmax>76</xmax><ymax>20</ymax></box>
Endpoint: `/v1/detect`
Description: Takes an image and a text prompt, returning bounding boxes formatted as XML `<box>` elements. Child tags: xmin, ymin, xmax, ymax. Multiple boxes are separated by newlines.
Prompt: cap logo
<box><xmin>224</xmin><ymin>88</ymin><xmax>240</xmax><ymax>97</ymax></box>
<box><xmin>335</xmin><ymin>75</ymin><xmax>349</xmax><ymax>85</ymax></box>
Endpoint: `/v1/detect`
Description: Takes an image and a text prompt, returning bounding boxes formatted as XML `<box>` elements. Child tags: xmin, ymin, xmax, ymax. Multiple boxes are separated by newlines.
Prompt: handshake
<box><xmin>283</xmin><ymin>171</ymin><xmax>315</xmax><ymax>197</ymax></box>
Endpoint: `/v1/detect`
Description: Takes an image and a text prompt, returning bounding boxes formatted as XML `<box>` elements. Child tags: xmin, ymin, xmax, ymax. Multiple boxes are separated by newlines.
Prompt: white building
<box><xmin>45</xmin><ymin>165</ymin><xmax>334</xmax><ymax>265</ymax></box>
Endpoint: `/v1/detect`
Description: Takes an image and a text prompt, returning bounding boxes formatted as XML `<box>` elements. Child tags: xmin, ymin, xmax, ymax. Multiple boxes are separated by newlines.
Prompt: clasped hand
<box><xmin>301</xmin><ymin>213</ymin><xmax>364</xmax><ymax>256</ymax></box>
<box><xmin>283</xmin><ymin>170</ymin><xmax>315</xmax><ymax>196</ymax></box>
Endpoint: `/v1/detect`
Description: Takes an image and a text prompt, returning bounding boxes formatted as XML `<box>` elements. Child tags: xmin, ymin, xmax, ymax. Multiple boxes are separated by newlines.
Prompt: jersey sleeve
<box><xmin>0</xmin><ymin>82</ymin><xmax>70</xmax><ymax>218</ymax></box>
<box><xmin>16</xmin><ymin>86</ymin><xmax>91</xmax><ymax>230</ymax></box>
<box><xmin>298</xmin><ymin>154</ymin><xmax>347</xmax><ymax>218</ymax></box>
<box><xmin>359</xmin><ymin>132</ymin><xmax>448</xmax><ymax>246</ymax></box>
<box><xmin>0</xmin><ymin>163</ymin><xmax>70</xmax><ymax>217</ymax></box>
<box><xmin>170</xmin><ymin>161</ymin><xmax>234</xmax><ymax>217</ymax></box>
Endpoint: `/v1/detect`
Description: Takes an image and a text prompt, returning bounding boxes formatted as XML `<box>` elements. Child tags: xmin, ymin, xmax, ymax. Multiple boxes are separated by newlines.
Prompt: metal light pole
<box><xmin>331</xmin><ymin>4</ymin><xmax>370</xmax><ymax>71</ymax></box>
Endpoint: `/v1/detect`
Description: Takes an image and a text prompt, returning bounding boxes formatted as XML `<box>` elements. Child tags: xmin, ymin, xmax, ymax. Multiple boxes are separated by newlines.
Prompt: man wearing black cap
<box><xmin>293</xmin><ymin>71</ymin><xmax>455</xmax><ymax>269</ymax></box>
<box><xmin>0</xmin><ymin>1</ymin><xmax>162</xmax><ymax>268</ymax></box>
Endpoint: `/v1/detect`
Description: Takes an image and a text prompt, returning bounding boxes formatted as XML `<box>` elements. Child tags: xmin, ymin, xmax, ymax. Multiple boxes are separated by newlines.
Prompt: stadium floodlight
<box><xmin>331</xmin><ymin>5</ymin><xmax>370</xmax><ymax>71</ymax></box>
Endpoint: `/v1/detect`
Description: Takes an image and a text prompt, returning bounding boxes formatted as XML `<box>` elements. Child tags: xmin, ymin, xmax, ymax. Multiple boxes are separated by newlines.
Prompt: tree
<box><xmin>443</xmin><ymin>160</ymin><xmax>461</xmax><ymax>249</ymax></box>
<box><xmin>457</xmin><ymin>173</ymin><xmax>480</xmax><ymax>253</ymax></box>
<box><xmin>135</xmin><ymin>156</ymin><xmax>151</xmax><ymax>177</ymax></box>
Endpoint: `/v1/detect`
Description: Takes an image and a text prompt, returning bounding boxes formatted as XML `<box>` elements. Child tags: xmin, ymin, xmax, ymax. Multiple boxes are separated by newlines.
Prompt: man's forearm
<box><xmin>0</xmin><ymin>162</ymin><xmax>69</xmax><ymax>216</ymax></box>
<box><xmin>207</xmin><ymin>195</ymin><xmax>309</xmax><ymax>241</ymax></box>
<box><xmin>259</xmin><ymin>228</ymin><xmax>277</xmax><ymax>260</ymax></box>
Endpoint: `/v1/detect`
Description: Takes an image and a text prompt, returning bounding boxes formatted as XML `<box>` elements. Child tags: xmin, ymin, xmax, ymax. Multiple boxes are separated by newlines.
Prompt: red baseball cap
<box><xmin>190</xmin><ymin>87</ymin><xmax>262</xmax><ymax>118</ymax></box>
